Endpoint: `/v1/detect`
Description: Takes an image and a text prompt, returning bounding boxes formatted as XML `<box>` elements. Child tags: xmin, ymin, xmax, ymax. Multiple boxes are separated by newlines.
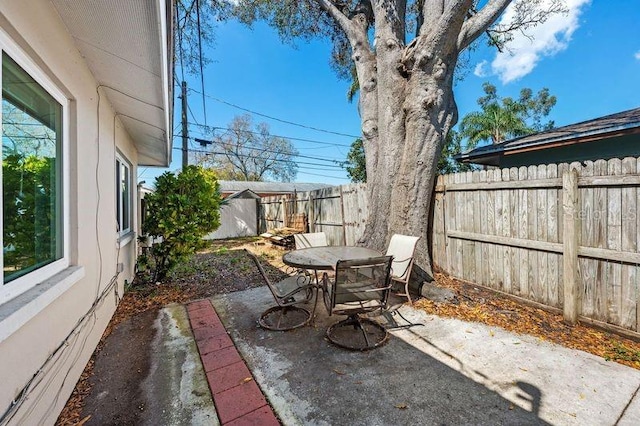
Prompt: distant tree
<box><xmin>140</xmin><ymin>166</ymin><xmax>221</xmax><ymax>282</ymax></box>
<box><xmin>437</xmin><ymin>130</ymin><xmax>477</xmax><ymax>175</ymax></box>
<box><xmin>194</xmin><ymin>114</ymin><xmax>298</xmax><ymax>182</ymax></box>
<box><xmin>175</xmin><ymin>0</ymin><xmax>232</xmax><ymax>75</ymax></box>
<box><xmin>459</xmin><ymin>82</ymin><xmax>556</xmax><ymax>146</ymax></box>
<box><xmin>342</xmin><ymin>138</ymin><xmax>366</xmax><ymax>183</ymax></box>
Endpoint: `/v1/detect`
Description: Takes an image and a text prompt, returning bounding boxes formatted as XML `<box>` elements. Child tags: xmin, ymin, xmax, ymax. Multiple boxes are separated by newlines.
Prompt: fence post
<box><xmin>563</xmin><ymin>168</ymin><xmax>580</xmax><ymax>324</ymax></box>
<box><xmin>339</xmin><ymin>186</ymin><xmax>347</xmax><ymax>245</ymax></box>
<box><xmin>281</xmin><ymin>198</ymin><xmax>288</xmax><ymax>228</ymax></box>
<box><xmin>308</xmin><ymin>193</ymin><xmax>315</xmax><ymax>232</ymax></box>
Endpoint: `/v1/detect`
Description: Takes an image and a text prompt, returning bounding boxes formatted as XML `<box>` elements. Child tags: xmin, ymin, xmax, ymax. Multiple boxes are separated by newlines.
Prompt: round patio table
<box><xmin>282</xmin><ymin>246</ymin><xmax>383</xmax><ymax>271</ymax></box>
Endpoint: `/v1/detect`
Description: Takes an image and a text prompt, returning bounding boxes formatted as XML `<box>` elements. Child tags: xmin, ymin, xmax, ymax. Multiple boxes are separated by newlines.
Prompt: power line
<box><xmin>195</xmin><ymin>0</ymin><xmax>207</xmax><ymax>125</ymax></box>
<box><xmin>187</xmin><ymin>88</ymin><xmax>360</xmax><ymax>139</ymax></box>
<box><xmin>175</xmin><ymin>146</ymin><xmax>345</xmax><ymax>169</ymax></box>
<box><xmin>297</xmin><ymin>170</ymin><xmax>350</xmax><ymax>180</ymax></box>
<box><xmin>188</xmin><ymin>135</ymin><xmax>343</xmax><ymax>164</ymax></box>
<box><xmin>187</xmin><ymin>122</ymin><xmax>353</xmax><ymax>148</ymax></box>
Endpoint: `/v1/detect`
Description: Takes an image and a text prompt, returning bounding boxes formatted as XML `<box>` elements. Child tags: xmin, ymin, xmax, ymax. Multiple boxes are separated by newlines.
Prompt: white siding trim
<box><xmin>0</xmin><ymin>266</ymin><xmax>85</xmax><ymax>343</ymax></box>
<box><xmin>0</xmin><ymin>27</ymin><xmax>71</xmax><ymax>305</ymax></box>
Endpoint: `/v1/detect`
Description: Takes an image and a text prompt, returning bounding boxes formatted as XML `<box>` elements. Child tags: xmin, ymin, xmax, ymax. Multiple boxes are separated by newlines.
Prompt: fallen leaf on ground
<box><xmin>394</xmin><ymin>403</ymin><xmax>408</xmax><ymax>409</ymax></box>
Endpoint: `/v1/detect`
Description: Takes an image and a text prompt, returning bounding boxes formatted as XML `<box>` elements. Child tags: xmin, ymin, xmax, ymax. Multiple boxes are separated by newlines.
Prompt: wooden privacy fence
<box><xmin>259</xmin><ymin>183</ymin><xmax>369</xmax><ymax>246</ymax></box>
<box><xmin>432</xmin><ymin>158</ymin><xmax>640</xmax><ymax>335</ymax></box>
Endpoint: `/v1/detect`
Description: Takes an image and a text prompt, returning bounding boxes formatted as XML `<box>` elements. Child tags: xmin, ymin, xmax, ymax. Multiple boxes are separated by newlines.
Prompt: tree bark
<box><xmin>313</xmin><ymin>0</ymin><xmax>520</xmax><ymax>281</ymax></box>
<box><xmin>358</xmin><ymin>1</ymin><xmax>466</xmax><ymax>280</ymax></box>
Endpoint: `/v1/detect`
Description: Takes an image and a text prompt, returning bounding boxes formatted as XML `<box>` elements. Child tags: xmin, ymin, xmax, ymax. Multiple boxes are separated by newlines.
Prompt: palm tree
<box><xmin>459</xmin><ymin>102</ymin><xmax>532</xmax><ymax>146</ymax></box>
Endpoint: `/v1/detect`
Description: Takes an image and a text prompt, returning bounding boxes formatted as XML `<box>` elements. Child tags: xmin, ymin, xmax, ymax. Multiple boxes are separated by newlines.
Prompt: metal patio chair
<box><xmin>247</xmin><ymin>250</ymin><xmax>317</xmax><ymax>331</ymax></box>
<box><xmin>386</xmin><ymin>234</ymin><xmax>420</xmax><ymax>304</ymax></box>
<box><xmin>294</xmin><ymin>232</ymin><xmax>328</xmax><ymax>249</ymax></box>
<box><xmin>293</xmin><ymin>231</ymin><xmax>329</xmax><ymax>282</ymax></box>
<box><xmin>322</xmin><ymin>255</ymin><xmax>393</xmax><ymax>351</ymax></box>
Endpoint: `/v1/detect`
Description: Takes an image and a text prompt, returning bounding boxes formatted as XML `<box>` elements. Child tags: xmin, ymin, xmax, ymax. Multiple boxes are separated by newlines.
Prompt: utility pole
<box><xmin>181</xmin><ymin>81</ymin><xmax>188</xmax><ymax>171</ymax></box>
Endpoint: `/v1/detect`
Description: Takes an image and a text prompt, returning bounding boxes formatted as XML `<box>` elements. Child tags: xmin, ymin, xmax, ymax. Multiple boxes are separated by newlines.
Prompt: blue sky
<box><xmin>139</xmin><ymin>0</ymin><xmax>640</xmax><ymax>186</ymax></box>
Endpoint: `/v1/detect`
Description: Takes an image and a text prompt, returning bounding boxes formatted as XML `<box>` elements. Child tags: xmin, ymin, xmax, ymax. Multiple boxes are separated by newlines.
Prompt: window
<box><xmin>1</xmin><ymin>36</ymin><xmax>68</xmax><ymax>303</ymax></box>
<box><xmin>116</xmin><ymin>155</ymin><xmax>131</xmax><ymax>235</ymax></box>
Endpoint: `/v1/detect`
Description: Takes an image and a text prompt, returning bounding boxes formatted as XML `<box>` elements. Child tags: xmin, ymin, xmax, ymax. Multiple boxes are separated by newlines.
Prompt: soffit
<box><xmin>51</xmin><ymin>0</ymin><xmax>172</xmax><ymax>166</ymax></box>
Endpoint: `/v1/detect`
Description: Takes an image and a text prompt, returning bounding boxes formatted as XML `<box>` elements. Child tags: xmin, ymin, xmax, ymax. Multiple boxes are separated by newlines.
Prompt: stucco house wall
<box><xmin>0</xmin><ymin>1</ymin><xmax>171</xmax><ymax>424</ymax></box>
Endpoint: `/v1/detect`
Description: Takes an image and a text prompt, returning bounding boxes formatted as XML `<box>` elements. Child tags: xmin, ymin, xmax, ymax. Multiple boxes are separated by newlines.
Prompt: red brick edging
<box><xmin>187</xmin><ymin>300</ymin><xmax>280</xmax><ymax>425</ymax></box>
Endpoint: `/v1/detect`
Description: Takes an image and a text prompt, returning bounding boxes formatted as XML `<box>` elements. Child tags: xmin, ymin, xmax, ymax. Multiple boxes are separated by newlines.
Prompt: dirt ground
<box><xmin>56</xmin><ymin>237</ymin><xmax>640</xmax><ymax>425</ymax></box>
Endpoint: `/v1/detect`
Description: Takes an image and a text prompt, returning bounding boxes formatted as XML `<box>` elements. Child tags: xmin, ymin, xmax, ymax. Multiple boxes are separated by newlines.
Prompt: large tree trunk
<box><xmin>359</xmin><ymin>5</ymin><xmax>460</xmax><ymax>282</ymax></box>
<box><xmin>359</xmin><ymin>2</ymin><xmax>407</xmax><ymax>253</ymax></box>
<box><xmin>389</xmin><ymin>61</ymin><xmax>457</xmax><ymax>281</ymax></box>
<box><xmin>361</xmin><ymin>59</ymin><xmax>456</xmax><ymax>281</ymax></box>
<box><xmin>315</xmin><ymin>0</ymin><xmax>513</xmax><ymax>282</ymax></box>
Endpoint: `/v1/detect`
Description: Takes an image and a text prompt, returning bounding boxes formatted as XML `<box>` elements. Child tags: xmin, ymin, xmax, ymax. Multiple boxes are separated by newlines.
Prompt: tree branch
<box><xmin>457</xmin><ymin>0</ymin><xmax>512</xmax><ymax>51</ymax></box>
<box><xmin>421</xmin><ymin>0</ymin><xmax>444</xmax><ymax>33</ymax></box>
<box><xmin>315</xmin><ymin>0</ymin><xmax>357</xmax><ymax>38</ymax></box>
<box><xmin>402</xmin><ymin>0</ymin><xmax>470</xmax><ymax>71</ymax></box>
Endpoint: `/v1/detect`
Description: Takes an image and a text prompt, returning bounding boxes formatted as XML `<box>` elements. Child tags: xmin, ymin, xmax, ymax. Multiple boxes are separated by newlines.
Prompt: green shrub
<box><xmin>141</xmin><ymin>166</ymin><xmax>221</xmax><ymax>282</ymax></box>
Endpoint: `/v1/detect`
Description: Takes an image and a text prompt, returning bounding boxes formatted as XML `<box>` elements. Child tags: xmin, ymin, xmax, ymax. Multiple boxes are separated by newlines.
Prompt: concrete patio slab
<box><xmin>211</xmin><ymin>286</ymin><xmax>640</xmax><ymax>426</ymax></box>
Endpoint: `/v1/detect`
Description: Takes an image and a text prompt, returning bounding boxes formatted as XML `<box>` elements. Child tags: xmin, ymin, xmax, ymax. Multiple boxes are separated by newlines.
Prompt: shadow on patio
<box><xmin>212</xmin><ymin>285</ymin><xmax>548</xmax><ymax>425</ymax></box>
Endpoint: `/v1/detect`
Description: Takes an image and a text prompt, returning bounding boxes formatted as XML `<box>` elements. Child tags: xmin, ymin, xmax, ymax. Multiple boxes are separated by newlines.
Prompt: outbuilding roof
<box><xmin>218</xmin><ymin>180</ymin><xmax>333</xmax><ymax>194</ymax></box>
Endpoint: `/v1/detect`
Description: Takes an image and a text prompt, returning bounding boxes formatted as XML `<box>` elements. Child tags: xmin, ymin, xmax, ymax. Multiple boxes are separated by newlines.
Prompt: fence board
<box><xmin>547</xmin><ymin>163</ymin><xmax>560</xmax><ymax>307</ymax></box>
<box><xmin>495</xmin><ymin>169</ymin><xmax>505</xmax><ymax>290</ymax></box>
<box><xmin>342</xmin><ymin>183</ymin><xmax>368</xmax><ymax>246</ymax></box>
<box><xmin>473</xmin><ymin>171</ymin><xmax>482</xmax><ymax>284</ymax></box>
<box><xmin>479</xmin><ymin>170</ymin><xmax>489</xmax><ymax>286</ymax></box>
<box><xmin>527</xmin><ymin>166</ymin><xmax>539</xmax><ymax>302</ymax></box>
<box><xmin>518</xmin><ymin>166</ymin><xmax>529</xmax><ymax>297</ymax></box>
<box><xmin>537</xmin><ymin>165</ymin><xmax>549</xmax><ymax>305</ymax></box>
<box><xmin>621</xmin><ymin>158</ymin><xmax>637</xmax><ymax>330</ymax></box>
<box><xmin>487</xmin><ymin>170</ymin><xmax>497</xmax><ymax>288</ymax></box>
<box><xmin>637</xmin><ymin>158</ymin><xmax>640</xmax><ymax>331</ymax></box>
<box><xmin>607</xmin><ymin>158</ymin><xmax>622</xmax><ymax>325</ymax></box>
<box><xmin>508</xmin><ymin>168</ymin><xmax>518</xmax><ymax>295</ymax></box>
<box><xmin>454</xmin><ymin>172</ymin><xmax>463</xmax><ymax>280</ymax></box>
<box><xmin>592</xmin><ymin>160</ymin><xmax>608</xmax><ymax>320</ymax></box>
<box><xmin>433</xmin><ymin>176</ymin><xmax>446</xmax><ymax>270</ymax></box>
<box><xmin>501</xmin><ymin>169</ymin><xmax>511</xmax><ymax>293</ymax></box>
<box><xmin>580</xmin><ymin>161</ymin><xmax>595</xmax><ymax>316</ymax></box>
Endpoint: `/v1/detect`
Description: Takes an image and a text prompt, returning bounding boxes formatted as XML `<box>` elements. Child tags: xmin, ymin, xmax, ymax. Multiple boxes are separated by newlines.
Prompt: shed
<box><xmin>205</xmin><ymin>189</ymin><xmax>261</xmax><ymax>240</ymax></box>
<box><xmin>456</xmin><ymin>107</ymin><xmax>640</xmax><ymax>168</ymax></box>
<box><xmin>218</xmin><ymin>180</ymin><xmax>332</xmax><ymax>198</ymax></box>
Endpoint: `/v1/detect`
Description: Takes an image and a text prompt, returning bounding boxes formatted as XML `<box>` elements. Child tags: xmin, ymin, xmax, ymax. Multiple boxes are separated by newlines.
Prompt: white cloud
<box><xmin>490</xmin><ymin>0</ymin><xmax>591</xmax><ymax>83</ymax></box>
<box><xmin>635</xmin><ymin>50</ymin><xmax>640</xmax><ymax>60</ymax></box>
<box><xmin>474</xmin><ymin>60</ymin><xmax>489</xmax><ymax>77</ymax></box>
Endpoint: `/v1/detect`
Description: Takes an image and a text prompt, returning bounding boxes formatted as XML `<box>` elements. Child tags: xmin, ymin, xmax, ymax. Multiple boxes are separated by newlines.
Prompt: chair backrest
<box><xmin>327</xmin><ymin>256</ymin><xmax>393</xmax><ymax>314</ymax></box>
<box><xmin>246</xmin><ymin>250</ymin><xmax>281</xmax><ymax>300</ymax></box>
<box><xmin>385</xmin><ymin>234</ymin><xmax>420</xmax><ymax>282</ymax></box>
<box><xmin>246</xmin><ymin>250</ymin><xmax>312</xmax><ymax>306</ymax></box>
<box><xmin>294</xmin><ymin>232</ymin><xmax>328</xmax><ymax>249</ymax></box>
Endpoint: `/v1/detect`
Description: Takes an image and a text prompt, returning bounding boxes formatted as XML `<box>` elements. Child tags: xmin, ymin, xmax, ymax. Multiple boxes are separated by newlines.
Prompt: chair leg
<box><xmin>259</xmin><ymin>306</ymin><xmax>311</xmax><ymax>331</ymax></box>
<box><xmin>309</xmin><ymin>286</ymin><xmax>320</xmax><ymax>325</ymax></box>
<box><xmin>405</xmin><ymin>281</ymin><xmax>412</xmax><ymax>304</ymax></box>
<box><xmin>325</xmin><ymin>315</ymin><xmax>389</xmax><ymax>351</ymax></box>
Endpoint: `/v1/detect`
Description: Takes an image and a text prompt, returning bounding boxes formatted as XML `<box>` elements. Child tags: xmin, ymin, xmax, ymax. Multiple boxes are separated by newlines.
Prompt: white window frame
<box><xmin>116</xmin><ymin>153</ymin><xmax>133</xmax><ymax>237</ymax></box>
<box><xmin>0</xmin><ymin>29</ymin><xmax>70</xmax><ymax>305</ymax></box>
